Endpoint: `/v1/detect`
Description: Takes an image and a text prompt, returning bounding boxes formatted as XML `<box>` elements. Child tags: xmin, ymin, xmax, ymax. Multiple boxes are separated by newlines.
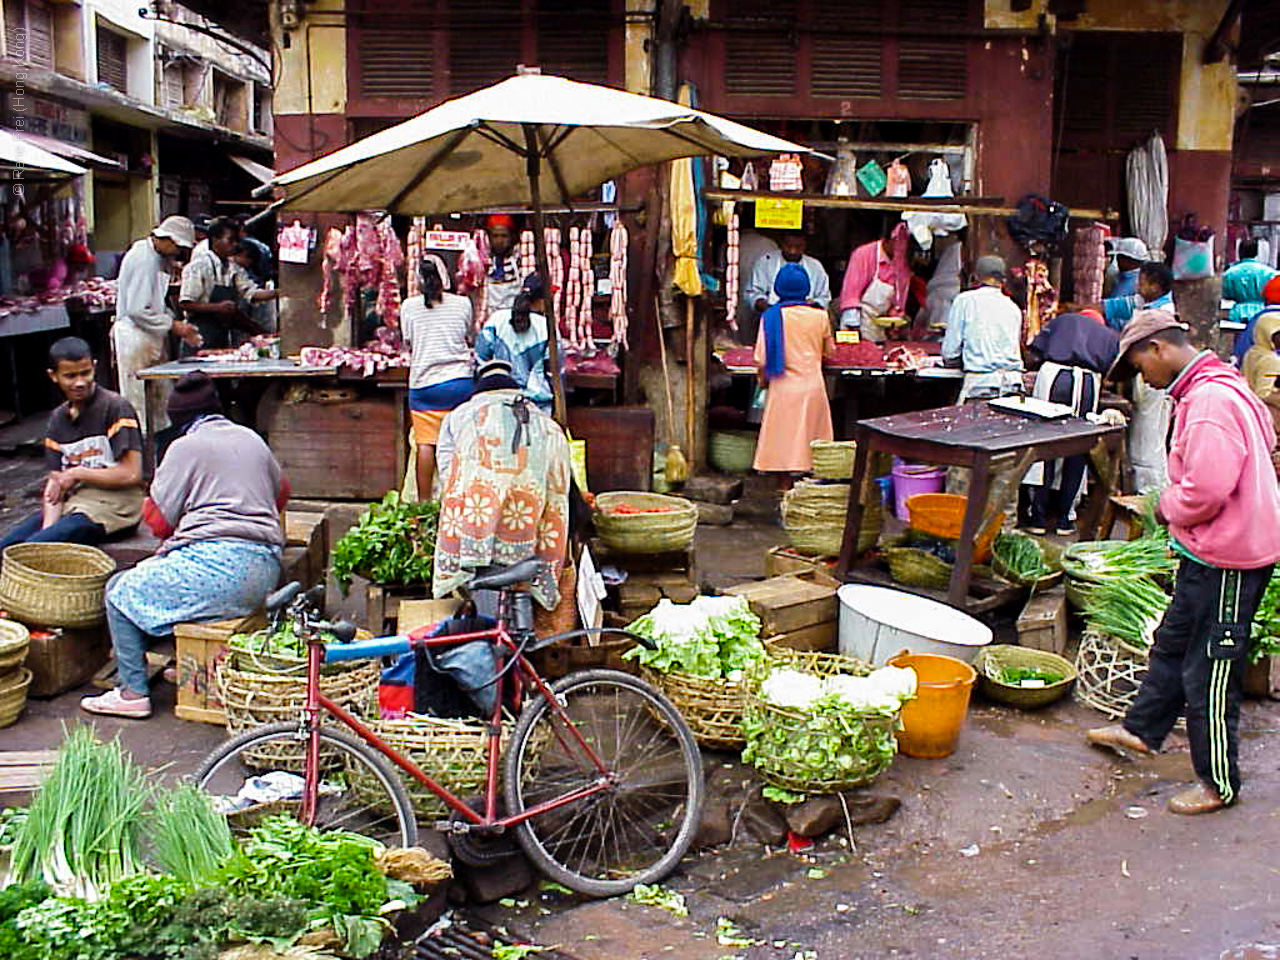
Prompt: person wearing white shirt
<box><xmin>941</xmin><ymin>256</ymin><xmax>1024</xmax><ymax>402</ymax></box>
<box><xmin>747</xmin><ymin>232</ymin><xmax>832</xmax><ymax>315</ymax></box>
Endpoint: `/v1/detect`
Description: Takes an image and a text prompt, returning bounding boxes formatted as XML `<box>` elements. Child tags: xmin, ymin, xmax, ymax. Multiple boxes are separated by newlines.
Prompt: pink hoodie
<box><xmin>1161</xmin><ymin>352</ymin><xmax>1280</xmax><ymax>569</ymax></box>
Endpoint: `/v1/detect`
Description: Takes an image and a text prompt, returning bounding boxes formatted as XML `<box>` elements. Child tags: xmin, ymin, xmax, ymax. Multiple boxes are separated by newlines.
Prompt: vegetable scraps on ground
<box><xmin>622</xmin><ymin>595</ymin><xmax>765</xmax><ymax>680</ymax></box>
<box><xmin>330</xmin><ymin>491</ymin><xmax>440</xmax><ymax>593</ymax></box>
<box><xmin>2</xmin><ymin>730</ymin><xmax>435</xmax><ymax>960</ymax></box>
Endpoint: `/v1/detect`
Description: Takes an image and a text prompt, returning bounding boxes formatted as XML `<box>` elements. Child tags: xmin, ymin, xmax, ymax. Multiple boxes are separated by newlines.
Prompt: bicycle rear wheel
<box><xmin>503</xmin><ymin>669</ymin><xmax>704</xmax><ymax>897</ymax></box>
<box><xmin>196</xmin><ymin>722</ymin><xmax>418</xmax><ymax>848</ymax></box>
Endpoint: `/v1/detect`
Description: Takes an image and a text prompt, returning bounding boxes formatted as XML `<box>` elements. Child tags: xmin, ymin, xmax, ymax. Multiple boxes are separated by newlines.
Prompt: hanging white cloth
<box><xmin>1126</xmin><ymin>132</ymin><xmax>1169</xmax><ymax>258</ymax></box>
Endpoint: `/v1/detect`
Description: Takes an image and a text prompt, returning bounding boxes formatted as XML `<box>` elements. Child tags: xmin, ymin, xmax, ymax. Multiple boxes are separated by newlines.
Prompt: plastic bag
<box><xmin>1173</xmin><ymin>236</ymin><xmax>1214</xmax><ymax>280</ymax></box>
<box><xmin>886</xmin><ymin>159</ymin><xmax>911</xmax><ymax>198</ymax></box>
<box><xmin>747</xmin><ymin>384</ymin><xmax>767</xmax><ymax>424</ymax></box>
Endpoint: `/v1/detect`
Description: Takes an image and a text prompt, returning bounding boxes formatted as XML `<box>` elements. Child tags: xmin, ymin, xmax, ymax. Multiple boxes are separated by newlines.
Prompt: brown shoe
<box><xmin>1086</xmin><ymin>725</ymin><xmax>1153</xmax><ymax>758</ymax></box>
<box><xmin>1168</xmin><ymin>782</ymin><xmax>1227</xmax><ymax>815</ymax></box>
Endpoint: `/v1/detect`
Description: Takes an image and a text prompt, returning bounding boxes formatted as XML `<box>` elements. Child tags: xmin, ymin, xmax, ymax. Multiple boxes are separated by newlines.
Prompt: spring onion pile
<box><xmin>9</xmin><ymin>727</ymin><xmax>148</xmax><ymax>901</ymax></box>
<box><xmin>1083</xmin><ymin>574</ymin><xmax>1170</xmax><ymax>650</ymax></box>
<box><xmin>147</xmin><ymin>785</ymin><xmax>233</xmax><ymax>885</ymax></box>
<box><xmin>1073</xmin><ymin>535</ymin><xmax>1176</xmax><ymax>582</ymax></box>
<box><xmin>994</xmin><ymin>532</ymin><xmax>1050</xmax><ymax>581</ymax></box>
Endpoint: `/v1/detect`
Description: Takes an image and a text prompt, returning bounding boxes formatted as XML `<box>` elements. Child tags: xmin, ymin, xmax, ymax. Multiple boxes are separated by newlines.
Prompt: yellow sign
<box><xmin>754</xmin><ymin>198</ymin><xmax>804</xmax><ymax>230</ymax></box>
<box><xmin>835</xmin><ymin>329</ymin><xmax>861</xmax><ymax>344</ymax></box>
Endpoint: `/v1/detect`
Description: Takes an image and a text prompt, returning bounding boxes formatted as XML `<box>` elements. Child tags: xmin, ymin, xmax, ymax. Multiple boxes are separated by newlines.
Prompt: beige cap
<box><xmin>1107</xmin><ymin>308</ymin><xmax>1187</xmax><ymax>381</ymax></box>
<box><xmin>152</xmin><ymin>215</ymin><xmax>195</xmax><ymax>249</ymax></box>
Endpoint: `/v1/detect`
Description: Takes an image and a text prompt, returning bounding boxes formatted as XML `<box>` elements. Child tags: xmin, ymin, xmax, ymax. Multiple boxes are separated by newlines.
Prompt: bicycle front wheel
<box><xmin>196</xmin><ymin>722</ymin><xmax>418</xmax><ymax>848</ymax></box>
<box><xmin>504</xmin><ymin>669</ymin><xmax>704</xmax><ymax>896</ymax></box>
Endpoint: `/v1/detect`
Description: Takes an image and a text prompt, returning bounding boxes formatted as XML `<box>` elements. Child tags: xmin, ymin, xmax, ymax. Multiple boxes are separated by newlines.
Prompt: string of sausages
<box><xmin>725</xmin><ymin>211</ymin><xmax>740</xmax><ymax>332</ymax></box>
<box><xmin>608</xmin><ymin>220</ymin><xmax>629</xmax><ymax>348</ymax></box>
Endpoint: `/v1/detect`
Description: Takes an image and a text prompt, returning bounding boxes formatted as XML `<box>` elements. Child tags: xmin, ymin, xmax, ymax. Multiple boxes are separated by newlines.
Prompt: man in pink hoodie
<box><xmin>1087</xmin><ymin>310</ymin><xmax>1280</xmax><ymax>814</ymax></box>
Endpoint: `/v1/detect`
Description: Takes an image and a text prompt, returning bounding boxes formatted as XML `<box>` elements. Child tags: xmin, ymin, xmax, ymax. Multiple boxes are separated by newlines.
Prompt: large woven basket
<box><xmin>228</xmin><ymin>627</ymin><xmax>373</xmax><ymax>677</ymax></box>
<box><xmin>217</xmin><ymin>660</ymin><xmax>380</xmax><ymax>769</ymax></box>
<box><xmin>884</xmin><ymin>544</ymin><xmax>953</xmax><ymax>591</ymax></box>
<box><xmin>709</xmin><ymin>430</ymin><xmax>758</xmax><ymax>474</ymax></box>
<box><xmin>1073</xmin><ymin>631</ymin><xmax>1149</xmax><ymax>720</ymax></box>
<box><xmin>641</xmin><ymin>667</ymin><xmax>745</xmax><ymax>750</ymax></box>
<box><xmin>0</xmin><ymin>543</ymin><xmax>116</xmax><ymax>628</ymax></box>
<box><xmin>0</xmin><ymin>667</ymin><xmax>32</xmax><ymax>728</ymax></box>
<box><xmin>992</xmin><ymin>535</ymin><xmax>1065</xmax><ymax>594</ymax></box>
<box><xmin>0</xmin><ymin>619</ymin><xmax>30</xmax><ymax>673</ymax></box>
<box><xmin>810</xmin><ymin>440</ymin><xmax>857</xmax><ymax>480</ymax></box>
<box><xmin>975</xmin><ymin>645</ymin><xmax>1076</xmax><ymax>709</ymax></box>
<box><xmin>782</xmin><ymin>480</ymin><xmax>881</xmax><ymax>558</ymax></box>
<box><xmin>594</xmin><ymin>492</ymin><xmax>697</xmax><ymax>553</ymax></box>
<box><xmin>742</xmin><ymin>649</ymin><xmax>897</xmax><ymax>794</ymax></box>
<box><xmin>348</xmin><ymin>714</ymin><xmax>506</xmax><ymax>819</ymax></box>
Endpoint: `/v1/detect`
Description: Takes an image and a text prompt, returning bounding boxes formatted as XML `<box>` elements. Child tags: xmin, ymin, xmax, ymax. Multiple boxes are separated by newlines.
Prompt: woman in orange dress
<box><xmin>752</xmin><ymin>263</ymin><xmax>834</xmax><ymax>479</ymax></box>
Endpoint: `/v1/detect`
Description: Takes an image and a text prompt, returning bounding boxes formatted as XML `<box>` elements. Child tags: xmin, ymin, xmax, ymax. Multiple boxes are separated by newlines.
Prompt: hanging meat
<box><xmin>518</xmin><ymin>230</ymin><xmax>537</xmax><ymax>282</ymax></box>
<box><xmin>578</xmin><ymin>226</ymin><xmax>594</xmax><ymax>350</ymax></box>
<box><xmin>374</xmin><ymin>216</ymin><xmax>404</xmax><ymax>327</ymax></box>
<box><xmin>565</xmin><ymin>226</ymin><xmax>582</xmax><ymax>347</ymax></box>
<box><xmin>318</xmin><ymin>227</ymin><xmax>344</xmax><ymax>315</ymax></box>
<box><xmin>406</xmin><ymin>218</ymin><xmax>424</xmax><ymax>299</ymax></box>
<box><xmin>546</xmin><ymin>226</ymin><xmax>564</xmax><ymax>329</ymax></box>
<box><xmin>608</xmin><ymin>220</ymin><xmax>629</xmax><ymax>349</ymax></box>
<box><xmin>725</xmin><ymin>212</ymin><xmax>740</xmax><ymax>332</ymax></box>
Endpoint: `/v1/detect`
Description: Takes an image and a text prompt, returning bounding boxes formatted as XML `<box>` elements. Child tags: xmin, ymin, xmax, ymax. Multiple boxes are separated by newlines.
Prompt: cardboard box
<box><xmin>26</xmin><ymin>625</ymin><xmax>112</xmax><ymax>698</ymax></box>
<box><xmin>724</xmin><ymin>569</ymin><xmax>841</xmax><ymax>637</ymax></box>
<box><xmin>174</xmin><ymin>612</ymin><xmax>265</xmax><ymax>724</ymax></box>
<box><xmin>365</xmin><ymin>583</ymin><xmax>432</xmax><ymax>635</ymax></box>
<box><xmin>1016</xmin><ymin>587</ymin><xmax>1068</xmax><ymax>655</ymax></box>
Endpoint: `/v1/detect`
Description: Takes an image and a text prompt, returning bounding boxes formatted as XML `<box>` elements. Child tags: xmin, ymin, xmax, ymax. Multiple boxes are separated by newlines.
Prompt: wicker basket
<box><xmin>883</xmin><ymin>544</ymin><xmax>953</xmax><ymax>591</ymax></box>
<box><xmin>810</xmin><ymin>440</ymin><xmax>857</xmax><ymax>480</ymax></box>
<box><xmin>642</xmin><ymin>667</ymin><xmax>744</xmax><ymax>750</ymax></box>
<box><xmin>782</xmin><ymin>480</ymin><xmax>882</xmax><ymax>558</ymax></box>
<box><xmin>594</xmin><ymin>492</ymin><xmax>698</xmax><ymax>553</ymax></box>
<box><xmin>217</xmin><ymin>660</ymin><xmax>380</xmax><ymax>769</ymax></box>
<box><xmin>0</xmin><ymin>620</ymin><xmax>30</xmax><ymax>673</ymax></box>
<box><xmin>0</xmin><ymin>667</ymin><xmax>32</xmax><ymax>728</ymax></box>
<box><xmin>742</xmin><ymin>649</ymin><xmax>897</xmax><ymax>794</ymax></box>
<box><xmin>992</xmin><ymin>535</ymin><xmax>1065</xmax><ymax>593</ymax></box>
<box><xmin>348</xmin><ymin>714</ymin><xmax>505</xmax><ymax>819</ymax></box>
<box><xmin>227</xmin><ymin>628</ymin><xmax>373</xmax><ymax>677</ymax></box>
<box><xmin>903</xmin><ymin>494</ymin><xmax>1002</xmax><ymax>564</ymax></box>
<box><xmin>0</xmin><ymin>543</ymin><xmax>116</xmax><ymax>628</ymax></box>
<box><xmin>975</xmin><ymin>645</ymin><xmax>1076</xmax><ymax>709</ymax></box>
<box><xmin>1073</xmin><ymin>631</ymin><xmax>1149</xmax><ymax>720</ymax></box>
<box><xmin>709</xmin><ymin>430</ymin><xmax>758</xmax><ymax>474</ymax></box>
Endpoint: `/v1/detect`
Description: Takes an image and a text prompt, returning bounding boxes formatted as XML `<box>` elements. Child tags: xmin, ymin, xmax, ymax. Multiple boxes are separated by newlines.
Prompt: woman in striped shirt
<box><xmin>402</xmin><ymin>255</ymin><xmax>474</xmax><ymax>498</ymax></box>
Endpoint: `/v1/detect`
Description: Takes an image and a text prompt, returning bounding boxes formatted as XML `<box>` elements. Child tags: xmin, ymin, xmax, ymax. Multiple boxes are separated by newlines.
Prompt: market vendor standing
<box><xmin>179</xmin><ymin>217</ymin><xmax>277</xmax><ymax>352</ymax></box>
<box><xmin>1087</xmin><ymin>311</ymin><xmax>1280</xmax><ymax>815</ymax></box>
<box><xmin>941</xmin><ymin>256</ymin><xmax>1024</xmax><ymax>402</ymax></box>
<box><xmin>402</xmin><ymin>254</ymin><xmax>475</xmax><ymax>499</ymax></box>
<box><xmin>81</xmin><ymin>372</ymin><xmax>289</xmax><ymax>719</ymax></box>
<box><xmin>1105</xmin><ymin>237</ymin><xmax>1150</xmax><ymax>299</ymax></box>
<box><xmin>434</xmin><ymin>359</ymin><xmax>570</xmax><ymax>612</ymax></box>
<box><xmin>484</xmin><ymin>214</ymin><xmax>525</xmax><ymax>315</ymax></box>
<box><xmin>1224</xmin><ymin>238</ymin><xmax>1276</xmax><ymax>330</ymax></box>
<box><xmin>111</xmin><ymin>215</ymin><xmax>201</xmax><ymax>432</ymax></box>
<box><xmin>837</xmin><ymin>223</ymin><xmax>910</xmax><ymax>340</ymax></box>
<box><xmin>747</xmin><ymin>231</ymin><xmax>831</xmax><ymax>317</ymax></box>
<box><xmin>751</xmin><ymin>263</ymin><xmax>834</xmax><ymax>484</ymax></box>
<box><xmin>476</xmin><ymin>274</ymin><xmax>556</xmax><ymax>414</ymax></box>
<box><xmin>1021</xmin><ymin>312</ymin><xmax>1120</xmax><ymax>535</ymax></box>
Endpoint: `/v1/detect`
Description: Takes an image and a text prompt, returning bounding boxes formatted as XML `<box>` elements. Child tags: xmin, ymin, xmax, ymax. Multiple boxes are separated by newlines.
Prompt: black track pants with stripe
<box><xmin>1124</xmin><ymin>558</ymin><xmax>1273</xmax><ymax>804</ymax></box>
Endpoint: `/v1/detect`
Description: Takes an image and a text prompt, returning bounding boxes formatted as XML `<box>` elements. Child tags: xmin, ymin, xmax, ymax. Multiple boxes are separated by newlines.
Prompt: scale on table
<box><xmin>987</xmin><ymin>395</ymin><xmax>1075</xmax><ymax>420</ymax></box>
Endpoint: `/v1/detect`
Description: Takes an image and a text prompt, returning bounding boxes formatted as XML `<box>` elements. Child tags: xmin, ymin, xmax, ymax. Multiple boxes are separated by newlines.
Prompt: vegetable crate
<box><xmin>765</xmin><ymin>545</ymin><xmax>837</xmax><ymax>580</ymax></box>
<box><xmin>724</xmin><ymin>570</ymin><xmax>840</xmax><ymax>652</ymax></box>
<box><xmin>1016</xmin><ymin>586</ymin><xmax>1069</xmax><ymax>655</ymax></box>
<box><xmin>174</xmin><ymin>612</ymin><xmax>266</xmax><ymax>724</ymax></box>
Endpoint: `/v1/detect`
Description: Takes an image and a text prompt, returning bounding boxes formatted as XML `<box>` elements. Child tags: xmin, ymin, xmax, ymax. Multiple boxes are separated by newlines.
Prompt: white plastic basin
<box><xmin>837</xmin><ymin>584</ymin><xmax>993</xmax><ymax>666</ymax></box>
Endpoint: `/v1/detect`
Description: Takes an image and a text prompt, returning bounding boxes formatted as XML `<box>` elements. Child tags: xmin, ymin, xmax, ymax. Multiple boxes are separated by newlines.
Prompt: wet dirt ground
<box><xmin>5</xmin><ymin>464</ymin><xmax>1280</xmax><ymax>960</ymax></box>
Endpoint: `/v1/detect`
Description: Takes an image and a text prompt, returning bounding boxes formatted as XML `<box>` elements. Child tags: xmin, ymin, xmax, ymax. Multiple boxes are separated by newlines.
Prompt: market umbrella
<box><xmin>268</xmin><ymin>72</ymin><xmax>811</xmax><ymax>421</ymax></box>
<box><xmin>0</xmin><ymin>128</ymin><xmax>86</xmax><ymax>176</ymax></box>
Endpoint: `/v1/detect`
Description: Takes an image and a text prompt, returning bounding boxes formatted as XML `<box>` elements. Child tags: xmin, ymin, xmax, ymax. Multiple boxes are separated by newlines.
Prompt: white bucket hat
<box><xmin>152</xmin><ymin>215</ymin><xmax>196</xmax><ymax>249</ymax></box>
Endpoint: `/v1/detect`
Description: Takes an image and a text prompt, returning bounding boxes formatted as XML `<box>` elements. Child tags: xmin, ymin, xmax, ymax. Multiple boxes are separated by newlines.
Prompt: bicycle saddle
<box><xmin>466</xmin><ymin>558</ymin><xmax>546</xmax><ymax>592</ymax></box>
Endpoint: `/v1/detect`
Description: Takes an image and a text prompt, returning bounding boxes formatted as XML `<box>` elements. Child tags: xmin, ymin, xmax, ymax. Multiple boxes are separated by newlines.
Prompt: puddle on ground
<box><xmin>1035</xmin><ymin>752</ymin><xmax>1192</xmax><ymax>835</ymax></box>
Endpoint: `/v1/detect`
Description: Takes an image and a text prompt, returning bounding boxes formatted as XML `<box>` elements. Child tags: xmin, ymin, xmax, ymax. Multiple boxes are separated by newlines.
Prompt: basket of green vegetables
<box><xmin>992</xmin><ymin>533</ymin><xmax>1063</xmax><ymax>592</ymax></box>
<box><xmin>229</xmin><ymin>620</ymin><xmax>368</xmax><ymax>675</ymax></box>
<box><xmin>1082</xmin><ymin>575</ymin><xmax>1170</xmax><ymax>656</ymax></box>
<box><xmin>975</xmin><ymin>645</ymin><xmax>1076</xmax><ymax>709</ymax></box>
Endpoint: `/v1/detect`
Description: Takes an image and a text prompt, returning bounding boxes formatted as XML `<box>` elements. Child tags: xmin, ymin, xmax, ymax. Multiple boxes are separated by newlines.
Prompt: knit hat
<box><xmin>773</xmin><ymin>262</ymin><xmax>811</xmax><ymax>301</ymax></box>
<box><xmin>521</xmin><ymin>272</ymin><xmax>546</xmax><ymax>300</ymax></box>
<box><xmin>168</xmin><ymin>371</ymin><xmax>222</xmax><ymax>418</ymax></box>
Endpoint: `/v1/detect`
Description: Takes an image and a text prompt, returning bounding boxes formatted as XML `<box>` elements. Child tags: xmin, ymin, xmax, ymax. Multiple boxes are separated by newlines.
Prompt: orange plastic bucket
<box><xmin>888</xmin><ymin>652</ymin><xmax>977</xmax><ymax>759</ymax></box>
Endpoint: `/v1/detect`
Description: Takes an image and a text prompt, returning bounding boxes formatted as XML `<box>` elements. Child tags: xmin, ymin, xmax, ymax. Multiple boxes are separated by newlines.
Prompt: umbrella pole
<box><xmin>523</xmin><ymin>124</ymin><xmax>568</xmax><ymax>425</ymax></box>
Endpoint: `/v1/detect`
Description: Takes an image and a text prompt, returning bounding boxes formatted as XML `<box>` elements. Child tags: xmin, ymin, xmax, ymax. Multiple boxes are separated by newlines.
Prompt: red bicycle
<box><xmin>196</xmin><ymin>561</ymin><xmax>705</xmax><ymax>896</ymax></box>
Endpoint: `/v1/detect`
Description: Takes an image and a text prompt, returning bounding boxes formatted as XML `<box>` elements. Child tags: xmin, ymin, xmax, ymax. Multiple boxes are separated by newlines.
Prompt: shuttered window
<box><xmin>96</xmin><ymin>26</ymin><xmax>129</xmax><ymax>94</ymax></box>
<box><xmin>351</xmin><ymin>0</ymin><xmax>618</xmax><ymax>105</ymax></box>
<box><xmin>1057</xmin><ymin>32</ymin><xmax>1180</xmax><ymax>150</ymax></box>
<box><xmin>897</xmin><ymin>0</ymin><xmax>967</xmax><ymax>100</ymax></box>
<box><xmin>723</xmin><ymin>0</ymin><xmax>796</xmax><ymax>98</ymax></box>
<box><xmin>163</xmin><ymin>64</ymin><xmax>184</xmax><ymax>109</ymax></box>
<box><xmin>5</xmin><ymin>0</ymin><xmax>54</xmax><ymax>70</ymax></box>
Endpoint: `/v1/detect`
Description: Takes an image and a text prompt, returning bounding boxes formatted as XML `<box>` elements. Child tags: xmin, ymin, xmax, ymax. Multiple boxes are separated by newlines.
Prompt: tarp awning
<box><xmin>9</xmin><ymin>130</ymin><xmax>119</xmax><ymax>170</ymax></box>
<box><xmin>0</xmin><ymin>128</ymin><xmax>86</xmax><ymax>175</ymax></box>
<box><xmin>227</xmin><ymin>152</ymin><xmax>274</xmax><ymax>185</ymax></box>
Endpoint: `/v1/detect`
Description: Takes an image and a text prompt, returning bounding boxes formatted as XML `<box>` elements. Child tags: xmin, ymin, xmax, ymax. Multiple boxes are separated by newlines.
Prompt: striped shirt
<box><xmin>401</xmin><ymin>292</ymin><xmax>475</xmax><ymax>389</ymax></box>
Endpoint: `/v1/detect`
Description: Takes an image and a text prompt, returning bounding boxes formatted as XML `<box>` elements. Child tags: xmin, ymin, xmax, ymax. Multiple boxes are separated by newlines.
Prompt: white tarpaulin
<box><xmin>0</xmin><ymin>127</ymin><xmax>86</xmax><ymax>176</ymax></box>
<box><xmin>1126</xmin><ymin>132</ymin><xmax>1168</xmax><ymax>258</ymax></box>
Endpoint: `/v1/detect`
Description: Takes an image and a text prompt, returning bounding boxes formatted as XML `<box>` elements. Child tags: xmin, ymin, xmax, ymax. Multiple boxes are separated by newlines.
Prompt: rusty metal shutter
<box><xmin>27</xmin><ymin>0</ymin><xmax>52</xmax><ymax>69</ymax></box>
<box><xmin>535</xmin><ymin>0</ymin><xmax>610</xmax><ymax>86</ymax></box>
<box><xmin>811</xmin><ymin>38</ymin><xmax>881</xmax><ymax>99</ymax></box>
<box><xmin>1058</xmin><ymin>33</ymin><xmax>1179</xmax><ymax>149</ymax></box>
<box><xmin>97</xmin><ymin>27</ymin><xmax>128</xmax><ymax>93</ymax></box>
<box><xmin>449</xmin><ymin>0</ymin><xmax>523</xmax><ymax>95</ymax></box>
<box><xmin>2</xmin><ymin>3</ymin><xmax>19</xmax><ymax>62</ymax></box>
<box><xmin>359</xmin><ymin>24</ymin><xmax>435</xmax><ymax>99</ymax></box>
<box><xmin>1112</xmin><ymin>35</ymin><xmax>1180</xmax><ymax>141</ymax></box>
<box><xmin>724</xmin><ymin>0</ymin><xmax>797</xmax><ymax>98</ymax></box>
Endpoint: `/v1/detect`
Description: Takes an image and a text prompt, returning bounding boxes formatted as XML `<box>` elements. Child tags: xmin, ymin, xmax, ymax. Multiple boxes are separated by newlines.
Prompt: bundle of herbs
<box><xmin>1083</xmin><ymin>575</ymin><xmax>1170</xmax><ymax>651</ymax></box>
<box><xmin>1250</xmin><ymin>567</ymin><xmax>1280</xmax><ymax>664</ymax></box>
<box><xmin>330</xmin><ymin>491</ymin><xmax>440</xmax><ymax>593</ymax></box>
<box><xmin>993</xmin><ymin>532</ymin><xmax>1050</xmax><ymax>582</ymax></box>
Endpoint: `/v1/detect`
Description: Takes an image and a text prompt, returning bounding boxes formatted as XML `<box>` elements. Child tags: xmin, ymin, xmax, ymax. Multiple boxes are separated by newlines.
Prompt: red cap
<box><xmin>485</xmin><ymin>214</ymin><xmax>515</xmax><ymax>231</ymax></box>
<box><xmin>1265</xmin><ymin>275</ymin><xmax>1280</xmax><ymax>304</ymax></box>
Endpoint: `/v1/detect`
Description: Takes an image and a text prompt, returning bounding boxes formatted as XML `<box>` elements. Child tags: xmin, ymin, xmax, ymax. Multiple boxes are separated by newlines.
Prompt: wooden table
<box><xmin>835</xmin><ymin>403</ymin><xmax>1124</xmax><ymax>610</ymax></box>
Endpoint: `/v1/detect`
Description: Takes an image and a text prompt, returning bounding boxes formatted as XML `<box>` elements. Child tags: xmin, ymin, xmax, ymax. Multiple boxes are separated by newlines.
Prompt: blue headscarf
<box><xmin>762</xmin><ymin>263</ymin><xmax>811</xmax><ymax>381</ymax></box>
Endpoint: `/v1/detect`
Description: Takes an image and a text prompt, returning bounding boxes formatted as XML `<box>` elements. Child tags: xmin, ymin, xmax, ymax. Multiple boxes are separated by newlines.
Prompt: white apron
<box><xmin>857</xmin><ymin>275</ymin><xmax>896</xmax><ymax>343</ymax></box>
<box><xmin>111</xmin><ymin>318</ymin><xmax>170</xmax><ymax>432</ymax></box>
<box><xmin>1129</xmin><ymin>378</ymin><xmax>1170</xmax><ymax>493</ymax></box>
<box><xmin>1023</xmin><ymin>362</ymin><xmax>1100</xmax><ymax>487</ymax></box>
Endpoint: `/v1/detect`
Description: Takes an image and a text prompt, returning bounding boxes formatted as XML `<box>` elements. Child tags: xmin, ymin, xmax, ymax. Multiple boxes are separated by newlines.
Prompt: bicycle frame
<box><xmin>298</xmin><ymin>614</ymin><xmax>624</xmax><ymax>835</ymax></box>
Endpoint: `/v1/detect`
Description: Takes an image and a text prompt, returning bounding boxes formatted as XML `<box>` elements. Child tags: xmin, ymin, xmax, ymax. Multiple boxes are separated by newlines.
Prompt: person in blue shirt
<box><xmin>475</xmin><ymin>273</ymin><xmax>557</xmax><ymax>413</ymax></box>
<box><xmin>1102</xmin><ymin>261</ymin><xmax>1173</xmax><ymax>330</ymax></box>
<box><xmin>1229</xmin><ymin>241</ymin><xmax>1280</xmax><ymax>366</ymax></box>
<box><xmin>1106</xmin><ymin>237</ymin><xmax>1150</xmax><ymax>300</ymax></box>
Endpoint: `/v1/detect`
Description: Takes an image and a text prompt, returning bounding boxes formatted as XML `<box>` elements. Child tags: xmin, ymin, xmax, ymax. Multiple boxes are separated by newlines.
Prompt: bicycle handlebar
<box><xmin>325</xmin><ymin>635</ymin><xmax>410</xmax><ymax>663</ymax></box>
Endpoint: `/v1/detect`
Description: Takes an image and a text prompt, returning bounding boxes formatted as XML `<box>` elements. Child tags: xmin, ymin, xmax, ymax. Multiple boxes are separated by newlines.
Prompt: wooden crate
<box><xmin>723</xmin><ymin>569</ymin><xmax>841</xmax><ymax>638</ymax></box>
<box><xmin>591</xmin><ymin>541</ymin><xmax>697</xmax><ymax>581</ymax></box>
<box><xmin>0</xmin><ymin>750</ymin><xmax>56</xmax><ymax>795</ymax></box>
<box><xmin>174</xmin><ymin>612</ymin><xmax>266</xmax><ymax>724</ymax></box>
<box><xmin>765</xmin><ymin>620</ymin><xmax>837</xmax><ymax>653</ymax></box>
<box><xmin>26</xmin><ymin>626</ymin><xmax>112</xmax><ymax>698</ymax></box>
<box><xmin>396</xmin><ymin>598</ymin><xmax>461</xmax><ymax>634</ymax></box>
<box><xmin>765</xmin><ymin>545</ymin><xmax>837</xmax><ymax>579</ymax></box>
<box><xmin>1016</xmin><ymin>586</ymin><xmax>1068</xmax><ymax>655</ymax></box>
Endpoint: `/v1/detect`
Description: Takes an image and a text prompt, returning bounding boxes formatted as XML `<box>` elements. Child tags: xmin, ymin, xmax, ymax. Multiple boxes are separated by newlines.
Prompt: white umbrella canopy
<box><xmin>0</xmin><ymin>127</ymin><xmax>86</xmax><ymax>176</ymax></box>
<box><xmin>271</xmin><ymin>72</ymin><xmax>810</xmax><ymax>214</ymax></box>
